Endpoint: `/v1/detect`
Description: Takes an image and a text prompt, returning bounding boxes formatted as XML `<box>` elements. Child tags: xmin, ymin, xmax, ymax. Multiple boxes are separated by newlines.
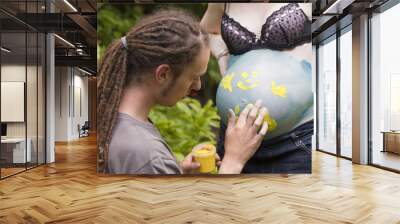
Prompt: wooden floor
<box><xmin>1</xmin><ymin>135</ymin><xmax>400</xmax><ymax>223</ymax></box>
<box><xmin>1</xmin><ymin>167</ymin><xmax>26</xmax><ymax>178</ymax></box>
<box><xmin>1</xmin><ymin>163</ymin><xmax>46</xmax><ymax>178</ymax></box>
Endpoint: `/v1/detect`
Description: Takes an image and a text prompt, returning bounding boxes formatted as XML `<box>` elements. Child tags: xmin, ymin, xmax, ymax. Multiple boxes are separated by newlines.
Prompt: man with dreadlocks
<box><xmin>97</xmin><ymin>8</ymin><xmax>268</xmax><ymax>174</ymax></box>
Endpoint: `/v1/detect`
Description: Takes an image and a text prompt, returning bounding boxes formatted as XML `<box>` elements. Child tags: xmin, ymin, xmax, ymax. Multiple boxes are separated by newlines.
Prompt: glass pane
<box><xmin>318</xmin><ymin>37</ymin><xmax>337</xmax><ymax>154</ymax></box>
<box><xmin>1</xmin><ymin>0</ymin><xmax>46</xmax><ymax>178</ymax></box>
<box><xmin>1</xmin><ymin>10</ymin><xmax>27</xmax><ymax>177</ymax></box>
<box><xmin>340</xmin><ymin>28</ymin><xmax>352</xmax><ymax>158</ymax></box>
<box><xmin>26</xmin><ymin>0</ymin><xmax>39</xmax><ymax>169</ymax></box>
<box><xmin>27</xmin><ymin>31</ymin><xmax>38</xmax><ymax>169</ymax></box>
<box><xmin>312</xmin><ymin>45</ymin><xmax>317</xmax><ymax>151</ymax></box>
<box><xmin>371</xmin><ymin>3</ymin><xmax>400</xmax><ymax>171</ymax></box>
<box><xmin>38</xmin><ymin>32</ymin><xmax>45</xmax><ymax>165</ymax></box>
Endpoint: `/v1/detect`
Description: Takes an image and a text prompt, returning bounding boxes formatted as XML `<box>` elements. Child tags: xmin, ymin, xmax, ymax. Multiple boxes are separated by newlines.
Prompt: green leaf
<box><xmin>149</xmin><ymin>98</ymin><xmax>220</xmax><ymax>157</ymax></box>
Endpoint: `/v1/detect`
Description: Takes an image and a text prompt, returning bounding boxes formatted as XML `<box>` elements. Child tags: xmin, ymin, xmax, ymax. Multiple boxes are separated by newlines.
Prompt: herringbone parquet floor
<box><xmin>1</xmin><ymin>135</ymin><xmax>400</xmax><ymax>224</ymax></box>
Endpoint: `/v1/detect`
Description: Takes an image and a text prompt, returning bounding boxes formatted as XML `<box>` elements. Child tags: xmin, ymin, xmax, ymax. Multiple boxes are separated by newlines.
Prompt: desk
<box><xmin>1</xmin><ymin>138</ymin><xmax>31</xmax><ymax>163</ymax></box>
<box><xmin>382</xmin><ymin>131</ymin><xmax>400</xmax><ymax>154</ymax></box>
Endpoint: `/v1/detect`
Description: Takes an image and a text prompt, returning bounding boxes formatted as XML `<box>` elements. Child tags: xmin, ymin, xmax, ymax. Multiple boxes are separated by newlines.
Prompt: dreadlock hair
<box><xmin>97</xmin><ymin>8</ymin><xmax>209</xmax><ymax>173</ymax></box>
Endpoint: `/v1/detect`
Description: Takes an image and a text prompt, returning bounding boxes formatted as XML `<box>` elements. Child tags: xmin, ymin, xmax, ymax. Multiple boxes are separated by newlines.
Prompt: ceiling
<box><xmin>0</xmin><ymin>0</ymin><xmax>96</xmax><ymax>74</ymax></box>
<box><xmin>309</xmin><ymin>0</ymin><xmax>389</xmax><ymax>42</ymax></box>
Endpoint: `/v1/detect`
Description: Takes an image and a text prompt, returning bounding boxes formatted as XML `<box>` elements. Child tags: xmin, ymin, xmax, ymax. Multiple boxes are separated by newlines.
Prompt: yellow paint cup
<box><xmin>193</xmin><ymin>144</ymin><xmax>216</xmax><ymax>173</ymax></box>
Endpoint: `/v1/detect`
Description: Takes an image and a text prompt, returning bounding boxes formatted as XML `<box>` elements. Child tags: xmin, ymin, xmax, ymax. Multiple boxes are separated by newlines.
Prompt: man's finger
<box><xmin>192</xmin><ymin>162</ymin><xmax>201</xmax><ymax>169</ymax></box>
<box><xmin>253</xmin><ymin>107</ymin><xmax>267</xmax><ymax>130</ymax></box>
<box><xmin>247</xmin><ymin>100</ymin><xmax>262</xmax><ymax>126</ymax></box>
<box><xmin>258</xmin><ymin>121</ymin><xmax>269</xmax><ymax>137</ymax></box>
<box><xmin>227</xmin><ymin>109</ymin><xmax>236</xmax><ymax>130</ymax></box>
<box><xmin>255</xmin><ymin>99</ymin><xmax>262</xmax><ymax>107</ymax></box>
<box><xmin>238</xmin><ymin>103</ymin><xmax>253</xmax><ymax>127</ymax></box>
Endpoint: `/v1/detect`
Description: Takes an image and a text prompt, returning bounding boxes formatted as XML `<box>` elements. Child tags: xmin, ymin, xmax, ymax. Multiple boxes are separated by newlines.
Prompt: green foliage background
<box><xmin>149</xmin><ymin>98</ymin><xmax>220</xmax><ymax>161</ymax></box>
<box><xmin>97</xmin><ymin>3</ymin><xmax>222</xmax><ymax>160</ymax></box>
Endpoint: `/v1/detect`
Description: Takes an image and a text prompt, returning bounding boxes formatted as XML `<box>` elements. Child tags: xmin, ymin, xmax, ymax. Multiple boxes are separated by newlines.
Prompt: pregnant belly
<box><xmin>216</xmin><ymin>49</ymin><xmax>313</xmax><ymax>140</ymax></box>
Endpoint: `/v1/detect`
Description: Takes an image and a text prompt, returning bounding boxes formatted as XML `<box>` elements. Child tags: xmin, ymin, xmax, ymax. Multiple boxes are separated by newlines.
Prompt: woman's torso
<box><xmin>217</xmin><ymin>3</ymin><xmax>313</xmax><ymax>137</ymax></box>
<box><xmin>221</xmin><ymin>3</ymin><xmax>312</xmax><ymax>62</ymax></box>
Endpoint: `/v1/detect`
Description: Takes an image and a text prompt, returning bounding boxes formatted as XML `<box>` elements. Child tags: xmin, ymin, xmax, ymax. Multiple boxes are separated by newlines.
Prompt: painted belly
<box><xmin>216</xmin><ymin>49</ymin><xmax>313</xmax><ymax>140</ymax></box>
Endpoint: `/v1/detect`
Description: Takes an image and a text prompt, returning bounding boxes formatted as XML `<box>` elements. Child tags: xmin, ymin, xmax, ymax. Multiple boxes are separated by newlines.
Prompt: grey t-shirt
<box><xmin>107</xmin><ymin>112</ymin><xmax>182</xmax><ymax>174</ymax></box>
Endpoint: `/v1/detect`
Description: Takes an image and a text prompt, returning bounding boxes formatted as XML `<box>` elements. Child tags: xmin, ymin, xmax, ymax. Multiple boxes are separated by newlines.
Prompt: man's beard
<box><xmin>155</xmin><ymin>78</ymin><xmax>185</xmax><ymax>105</ymax></box>
<box><xmin>160</xmin><ymin>78</ymin><xmax>175</xmax><ymax>97</ymax></box>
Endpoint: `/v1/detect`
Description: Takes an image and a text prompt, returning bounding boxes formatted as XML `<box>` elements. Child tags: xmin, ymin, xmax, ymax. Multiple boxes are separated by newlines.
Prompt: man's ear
<box><xmin>154</xmin><ymin>64</ymin><xmax>173</xmax><ymax>85</ymax></box>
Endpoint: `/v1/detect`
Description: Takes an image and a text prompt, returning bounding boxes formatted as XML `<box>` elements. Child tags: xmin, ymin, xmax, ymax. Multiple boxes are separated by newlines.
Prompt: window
<box><xmin>339</xmin><ymin>27</ymin><xmax>352</xmax><ymax>158</ymax></box>
<box><xmin>317</xmin><ymin>36</ymin><xmax>337</xmax><ymax>154</ymax></box>
<box><xmin>370</xmin><ymin>2</ymin><xmax>400</xmax><ymax>171</ymax></box>
<box><xmin>0</xmin><ymin>1</ymin><xmax>47</xmax><ymax>179</ymax></box>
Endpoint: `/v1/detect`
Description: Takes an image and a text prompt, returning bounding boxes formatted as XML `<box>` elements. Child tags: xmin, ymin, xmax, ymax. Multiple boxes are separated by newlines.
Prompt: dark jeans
<box><xmin>217</xmin><ymin>120</ymin><xmax>313</xmax><ymax>173</ymax></box>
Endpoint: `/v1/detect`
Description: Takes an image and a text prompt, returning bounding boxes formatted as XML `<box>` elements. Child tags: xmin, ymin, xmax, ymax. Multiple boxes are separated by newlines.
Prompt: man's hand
<box><xmin>219</xmin><ymin>100</ymin><xmax>268</xmax><ymax>174</ymax></box>
<box><xmin>180</xmin><ymin>152</ymin><xmax>200</xmax><ymax>174</ymax></box>
<box><xmin>181</xmin><ymin>144</ymin><xmax>222</xmax><ymax>174</ymax></box>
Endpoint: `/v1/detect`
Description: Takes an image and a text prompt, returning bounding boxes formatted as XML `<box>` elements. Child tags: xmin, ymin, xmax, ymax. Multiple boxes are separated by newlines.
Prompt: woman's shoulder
<box><xmin>207</xmin><ymin>3</ymin><xmax>225</xmax><ymax>12</ymax></box>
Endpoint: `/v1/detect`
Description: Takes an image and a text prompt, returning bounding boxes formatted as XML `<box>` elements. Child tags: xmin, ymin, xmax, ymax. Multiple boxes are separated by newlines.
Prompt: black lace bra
<box><xmin>221</xmin><ymin>3</ymin><xmax>311</xmax><ymax>55</ymax></box>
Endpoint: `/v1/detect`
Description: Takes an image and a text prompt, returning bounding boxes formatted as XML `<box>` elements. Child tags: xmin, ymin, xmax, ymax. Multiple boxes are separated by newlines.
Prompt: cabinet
<box><xmin>0</xmin><ymin>138</ymin><xmax>32</xmax><ymax>165</ymax></box>
<box><xmin>382</xmin><ymin>131</ymin><xmax>400</xmax><ymax>154</ymax></box>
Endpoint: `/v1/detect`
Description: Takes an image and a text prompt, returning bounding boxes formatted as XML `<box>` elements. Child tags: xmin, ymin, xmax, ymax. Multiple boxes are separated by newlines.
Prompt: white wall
<box><xmin>1</xmin><ymin>82</ymin><xmax>25</xmax><ymax>122</ymax></box>
<box><xmin>55</xmin><ymin>66</ymin><xmax>69</xmax><ymax>141</ymax></box>
<box><xmin>1</xmin><ymin>65</ymin><xmax>39</xmax><ymax>138</ymax></box>
<box><xmin>72</xmin><ymin>73</ymin><xmax>89</xmax><ymax>138</ymax></box>
<box><xmin>1</xmin><ymin>65</ymin><xmax>25</xmax><ymax>129</ymax></box>
<box><xmin>1</xmin><ymin>63</ymin><xmax>46</xmax><ymax>164</ymax></box>
<box><xmin>1</xmin><ymin>65</ymin><xmax>26</xmax><ymax>140</ymax></box>
<box><xmin>54</xmin><ymin>67</ymin><xmax>89</xmax><ymax>141</ymax></box>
